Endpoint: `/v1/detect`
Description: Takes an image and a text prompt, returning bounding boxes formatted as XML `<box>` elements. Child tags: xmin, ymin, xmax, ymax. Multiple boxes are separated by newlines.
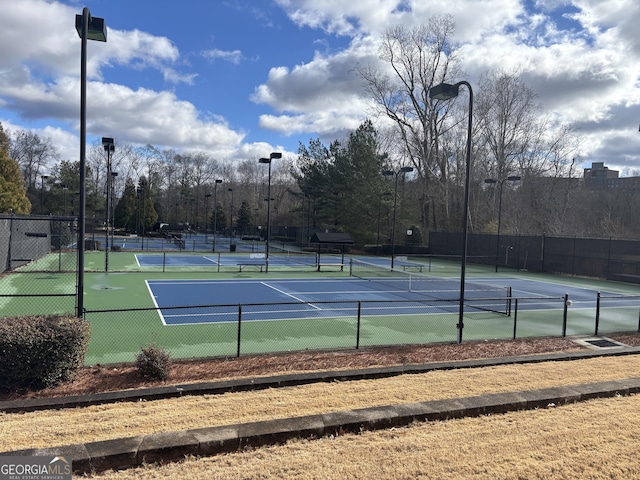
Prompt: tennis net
<box><xmin>269</xmin><ymin>245</ymin><xmax>319</xmax><ymax>267</ymax></box>
<box><xmin>349</xmin><ymin>258</ymin><xmax>511</xmax><ymax>315</ymax></box>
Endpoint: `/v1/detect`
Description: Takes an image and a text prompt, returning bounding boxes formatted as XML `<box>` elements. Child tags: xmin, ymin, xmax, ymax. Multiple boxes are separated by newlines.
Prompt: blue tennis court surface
<box><xmin>146</xmin><ymin>276</ymin><xmax>625</xmax><ymax>326</ymax></box>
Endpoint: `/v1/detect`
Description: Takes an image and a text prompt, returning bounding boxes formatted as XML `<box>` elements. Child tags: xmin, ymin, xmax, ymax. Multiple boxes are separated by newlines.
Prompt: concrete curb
<box><xmin>4</xmin><ymin>376</ymin><xmax>640</xmax><ymax>475</ymax></box>
<box><xmin>2</xmin><ymin>346</ymin><xmax>639</xmax><ymax>414</ymax></box>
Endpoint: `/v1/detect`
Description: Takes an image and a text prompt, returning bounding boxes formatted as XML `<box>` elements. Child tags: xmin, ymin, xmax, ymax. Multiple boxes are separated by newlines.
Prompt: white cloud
<box><xmin>82</xmin><ymin>82</ymin><xmax>246</xmax><ymax>153</ymax></box>
<box><xmin>1</xmin><ymin>0</ymin><xmax>640</xmax><ymax>171</ymax></box>
<box><xmin>0</xmin><ymin>0</ymin><xmax>249</xmax><ymax>162</ymax></box>
<box><xmin>262</xmin><ymin>0</ymin><xmax>640</xmax><ymax>170</ymax></box>
<box><xmin>251</xmin><ymin>35</ymin><xmax>378</xmax><ymax>137</ymax></box>
<box><xmin>202</xmin><ymin>48</ymin><xmax>244</xmax><ymax>65</ymax></box>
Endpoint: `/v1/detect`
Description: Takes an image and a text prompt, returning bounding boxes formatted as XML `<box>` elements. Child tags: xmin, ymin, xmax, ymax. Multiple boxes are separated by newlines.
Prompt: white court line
<box><xmin>145</xmin><ymin>280</ymin><xmax>168</xmax><ymax>326</ymax></box>
<box><xmin>260</xmin><ymin>281</ymin><xmax>322</xmax><ymax>310</ymax></box>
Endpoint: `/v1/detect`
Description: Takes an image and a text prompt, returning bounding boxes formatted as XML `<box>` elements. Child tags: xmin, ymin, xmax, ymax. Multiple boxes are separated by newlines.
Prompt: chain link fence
<box><xmin>82</xmin><ymin>296</ymin><xmax>574</xmax><ymax>364</ymax></box>
<box><xmin>429</xmin><ymin>232</ymin><xmax>640</xmax><ymax>282</ymax></box>
<box><xmin>0</xmin><ymin>214</ymin><xmax>77</xmax><ymax>316</ymax></box>
<box><xmin>2</xmin><ymin>215</ymin><xmax>640</xmax><ymax>365</ymax></box>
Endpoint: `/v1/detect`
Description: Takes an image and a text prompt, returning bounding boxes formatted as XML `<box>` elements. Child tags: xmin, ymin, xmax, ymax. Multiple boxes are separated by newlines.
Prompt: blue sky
<box><xmin>1</xmin><ymin>0</ymin><xmax>639</xmax><ymax>173</ymax></box>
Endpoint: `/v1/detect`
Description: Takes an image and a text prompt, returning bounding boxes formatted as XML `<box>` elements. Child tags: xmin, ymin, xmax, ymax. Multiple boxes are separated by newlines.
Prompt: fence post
<box><xmin>512</xmin><ymin>299</ymin><xmax>518</xmax><ymax>339</ymax></box>
<box><xmin>595</xmin><ymin>291</ymin><xmax>600</xmax><ymax>336</ymax></box>
<box><xmin>356</xmin><ymin>301</ymin><xmax>361</xmax><ymax>350</ymax></box>
<box><xmin>562</xmin><ymin>293</ymin><xmax>569</xmax><ymax>337</ymax></box>
<box><xmin>236</xmin><ymin>305</ymin><xmax>242</xmax><ymax>358</ymax></box>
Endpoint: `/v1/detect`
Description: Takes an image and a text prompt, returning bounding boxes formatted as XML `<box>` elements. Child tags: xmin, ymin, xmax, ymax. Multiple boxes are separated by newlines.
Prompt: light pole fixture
<box><xmin>429</xmin><ymin>80</ymin><xmax>473</xmax><ymax>344</ymax></box>
<box><xmin>484</xmin><ymin>175</ymin><xmax>521</xmax><ymax>272</ymax></box>
<box><xmin>40</xmin><ymin>175</ymin><xmax>49</xmax><ymax>215</ymax></box>
<box><xmin>75</xmin><ymin>8</ymin><xmax>107</xmax><ymax>316</ymax></box>
<box><xmin>212</xmin><ymin>179</ymin><xmax>222</xmax><ymax>251</ymax></box>
<box><xmin>382</xmin><ymin>166</ymin><xmax>413</xmax><ymax>268</ymax></box>
<box><xmin>259</xmin><ymin>152</ymin><xmax>282</xmax><ymax>272</ymax></box>
<box><xmin>101</xmin><ymin>137</ymin><xmax>114</xmax><ymax>272</ymax></box>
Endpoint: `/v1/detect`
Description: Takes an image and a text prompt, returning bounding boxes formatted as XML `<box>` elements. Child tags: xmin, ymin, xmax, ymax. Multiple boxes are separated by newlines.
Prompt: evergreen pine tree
<box><xmin>0</xmin><ymin>123</ymin><xmax>31</xmax><ymax>214</ymax></box>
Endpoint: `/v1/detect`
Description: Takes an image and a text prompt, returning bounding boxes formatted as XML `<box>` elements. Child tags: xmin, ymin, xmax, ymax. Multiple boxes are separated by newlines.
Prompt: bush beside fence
<box><xmin>0</xmin><ymin>315</ymin><xmax>90</xmax><ymax>391</ymax></box>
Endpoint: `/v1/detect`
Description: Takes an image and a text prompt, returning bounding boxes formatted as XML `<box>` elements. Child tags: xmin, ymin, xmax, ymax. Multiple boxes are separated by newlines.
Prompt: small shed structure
<box><xmin>309</xmin><ymin>232</ymin><xmax>354</xmax><ymax>271</ymax></box>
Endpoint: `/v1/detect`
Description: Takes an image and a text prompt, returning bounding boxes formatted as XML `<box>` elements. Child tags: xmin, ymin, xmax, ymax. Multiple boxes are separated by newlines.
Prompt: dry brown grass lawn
<box><xmin>2</xmin><ymin>335</ymin><xmax>640</xmax><ymax>479</ymax></box>
<box><xmin>92</xmin><ymin>394</ymin><xmax>640</xmax><ymax>480</ymax></box>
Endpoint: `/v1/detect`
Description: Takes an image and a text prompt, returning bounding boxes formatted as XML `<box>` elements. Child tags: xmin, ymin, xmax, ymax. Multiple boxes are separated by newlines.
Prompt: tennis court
<box><xmin>4</xmin><ymin>249</ymin><xmax>640</xmax><ymax>364</ymax></box>
<box><xmin>147</xmin><ymin>277</ymin><xmax>501</xmax><ymax>326</ymax></box>
<box><xmin>146</xmin><ymin>270</ymin><xmax>625</xmax><ymax>326</ymax></box>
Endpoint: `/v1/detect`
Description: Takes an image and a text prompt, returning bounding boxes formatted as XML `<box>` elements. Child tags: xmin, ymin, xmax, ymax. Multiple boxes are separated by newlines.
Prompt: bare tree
<box><xmin>8</xmin><ymin>129</ymin><xmax>59</xmax><ymax>189</ymax></box>
<box><xmin>357</xmin><ymin>16</ymin><xmax>463</xmax><ymax>231</ymax></box>
<box><xmin>475</xmin><ymin>70</ymin><xmax>541</xmax><ymax>180</ymax></box>
<box><xmin>474</xmin><ymin>70</ymin><xmax>583</xmax><ymax>235</ymax></box>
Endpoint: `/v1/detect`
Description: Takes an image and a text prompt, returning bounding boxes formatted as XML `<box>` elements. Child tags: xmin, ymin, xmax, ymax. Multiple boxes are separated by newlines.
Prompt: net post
<box><xmin>356</xmin><ymin>301</ymin><xmax>361</xmax><ymax>349</ymax></box>
<box><xmin>595</xmin><ymin>291</ymin><xmax>600</xmax><ymax>336</ymax></box>
<box><xmin>512</xmin><ymin>298</ymin><xmax>518</xmax><ymax>339</ymax></box>
<box><xmin>236</xmin><ymin>305</ymin><xmax>242</xmax><ymax>358</ymax></box>
<box><xmin>163</xmin><ymin>251</ymin><xmax>166</xmax><ymax>273</ymax></box>
<box><xmin>562</xmin><ymin>293</ymin><xmax>569</xmax><ymax>337</ymax></box>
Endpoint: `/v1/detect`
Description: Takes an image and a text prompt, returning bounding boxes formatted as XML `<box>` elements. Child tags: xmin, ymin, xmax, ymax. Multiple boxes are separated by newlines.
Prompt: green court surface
<box><xmin>1</xmin><ymin>251</ymin><xmax>639</xmax><ymax>365</ymax></box>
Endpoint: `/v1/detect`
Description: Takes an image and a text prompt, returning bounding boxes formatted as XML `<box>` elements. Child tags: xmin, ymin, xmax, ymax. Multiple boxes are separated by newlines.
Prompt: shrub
<box><xmin>0</xmin><ymin>315</ymin><xmax>91</xmax><ymax>392</ymax></box>
<box><xmin>135</xmin><ymin>343</ymin><xmax>171</xmax><ymax>380</ymax></box>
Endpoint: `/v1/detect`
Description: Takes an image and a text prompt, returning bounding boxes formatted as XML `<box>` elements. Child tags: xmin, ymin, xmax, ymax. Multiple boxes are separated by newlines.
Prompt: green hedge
<box><xmin>0</xmin><ymin>315</ymin><xmax>91</xmax><ymax>392</ymax></box>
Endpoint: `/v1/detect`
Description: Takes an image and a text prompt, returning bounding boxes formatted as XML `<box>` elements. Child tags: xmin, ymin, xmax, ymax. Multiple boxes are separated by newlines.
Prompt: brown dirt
<box><xmin>5</xmin><ymin>334</ymin><xmax>638</xmax><ymax>402</ymax></box>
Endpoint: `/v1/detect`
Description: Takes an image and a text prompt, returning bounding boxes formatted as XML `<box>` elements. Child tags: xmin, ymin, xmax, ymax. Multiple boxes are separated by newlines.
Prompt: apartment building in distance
<box><xmin>583</xmin><ymin>162</ymin><xmax>640</xmax><ymax>190</ymax></box>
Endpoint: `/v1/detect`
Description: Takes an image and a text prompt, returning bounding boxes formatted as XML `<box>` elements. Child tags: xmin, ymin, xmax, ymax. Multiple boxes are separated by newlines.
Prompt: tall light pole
<box><xmin>382</xmin><ymin>167</ymin><xmax>413</xmax><ymax>268</ymax></box>
<box><xmin>102</xmin><ymin>137</ymin><xmax>114</xmax><ymax>272</ymax></box>
<box><xmin>110</xmin><ymin>171</ymin><xmax>118</xmax><ymax>251</ymax></box>
<box><xmin>259</xmin><ymin>152</ymin><xmax>282</xmax><ymax>272</ymax></box>
<box><xmin>228</xmin><ymin>188</ymin><xmax>234</xmax><ymax>250</ymax></box>
<box><xmin>75</xmin><ymin>8</ymin><xmax>107</xmax><ymax>317</ymax></box>
<box><xmin>430</xmin><ymin>80</ymin><xmax>473</xmax><ymax>344</ymax></box>
<box><xmin>62</xmin><ymin>184</ymin><xmax>68</xmax><ymax>216</ymax></box>
<box><xmin>212</xmin><ymin>179</ymin><xmax>222</xmax><ymax>251</ymax></box>
<box><xmin>204</xmin><ymin>193</ymin><xmax>212</xmax><ymax>243</ymax></box>
<box><xmin>138</xmin><ymin>179</ymin><xmax>146</xmax><ymax>236</ymax></box>
<box><xmin>377</xmin><ymin>191</ymin><xmax>392</xmax><ymax>254</ymax></box>
<box><xmin>484</xmin><ymin>175</ymin><xmax>521</xmax><ymax>272</ymax></box>
<box><xmin>40</xmin><ymin>175</ymin><xmax>49</xmax><ymax>214</ymax></box>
